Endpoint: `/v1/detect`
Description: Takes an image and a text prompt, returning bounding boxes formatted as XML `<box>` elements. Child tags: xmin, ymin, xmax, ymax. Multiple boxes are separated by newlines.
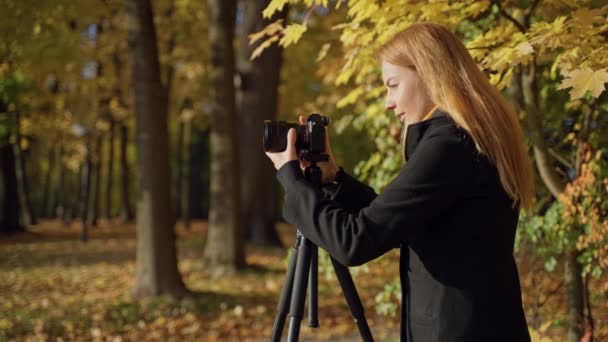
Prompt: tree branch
<box><xmin>524</xmin><ymin>0</ymin><xmax>539</xmax><ymax>28</ymax></box>
<box><xmin>517</xmin><ymin>62</ymin><xmax>566</xmax><ymax>197</ymax></box>
<box><xmin>548</xmin><ymin>147</ymin><xmax>573</xmax><ymax>170</ymax></box>
<box><xmin>492</xmin><ymin>0</ymin><xmax>526</xmax><ymax>33</ymax></box>
<box><xmin>302</xmin><ymin>5</ymin><xmax>317</xmax><ymax>25</ymax></box>
<box><xmin>537</xmin><ymin>280</ymin><xmax>565</xmax><ymax>307</ymax></box>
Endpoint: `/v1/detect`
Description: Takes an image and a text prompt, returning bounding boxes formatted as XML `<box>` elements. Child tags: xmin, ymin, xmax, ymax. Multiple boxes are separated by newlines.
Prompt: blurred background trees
<box><xmin>1</xmin><ymin>0</ymin><xmax>607</xmax><ymax>341</ymax></box>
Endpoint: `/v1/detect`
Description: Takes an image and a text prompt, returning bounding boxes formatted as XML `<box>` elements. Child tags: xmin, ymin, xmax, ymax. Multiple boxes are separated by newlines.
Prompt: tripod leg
<box><xmin>308</xmin><ymin>245</ymin><xmax>319</xmax><ymax>327</ymax></box>
<box><xmin>287</xmin><ymin>235</ymin><xmax>313</xmax><ymax>342</ymax></box>
<box><xmin>271</xmin><ymin>241</ymin><xmax>300</xmax><ymax>342</ymax></box>
<box><xmin>330</xmin><ymin>257</ymin><xmax>375</xmax><ymax>342</ymax></box>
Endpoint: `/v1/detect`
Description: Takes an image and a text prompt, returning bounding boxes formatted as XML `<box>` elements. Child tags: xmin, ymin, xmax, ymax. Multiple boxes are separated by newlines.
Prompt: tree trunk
<box><xmin>119</xmin><ymin>122</ymin><xmax>134</xmax><ymax>222</ymax></box>
<box><xmin>70</xmin><ymin>167</ymin><xmax>82</xmax><ymax>221</ymax></box>
<box><xmin>236</xmin><ymin>0</ymin><xmax>284</xmax><ymax>246</ymax></box>
<box><xmin>41</xmin><ymin>146</ymin><xmax>55</xmax><ymax>218</ymax></box>
<box><xmin>520</xmin><ymin>63</ymin><xmax>565</xmax><ymax>198</ymax></box>
<box><xmin>514</xmin><ymin>65</ymin><xmax>584</xmax><ymax>342</ymax></box>
<box><xmin>56</xmin><ymin>145</ymin><xmax>67</xmax><ymax>221</ymax></box>
<box><xmin>584</xmin><ymin>272</ymin><xmax>595</xmax><ymax>342</ymax></box>
<box><xmin>13</xmin><ymin>110</ymin><xmax>35</xmax><ymax>227</ymax></box>
<box><xmin>188</xmin><ymin>126</ymin><xmax>207</xmax><ymax>219</ymax></box>
<box><xmin>181</xmin><ymin>120</ymin><xmax>191</xmax><ymax>228</ymax></box>
<box><xmin>569</xmin><ymin>102</ymin><xmax>598</xmax><ymax>341</ymax></box>
<box><xmin>175</xmin><ymin>120</ymin><xmax>183</xmax><ymax>220</ymax></box>
<box><xmin>162</xmin><ymin>0</ymin><xmax>177</xmax><ymax>101</ymax></box>
<box><xmin>61</xmin><ymin>168</ymin><xmax>76</xmax><ymax>224</ymax></box>
<box><xmin>565</xmin><ymin>248</ymin><xmax>585</xmax><ymax>342</ymax></box>
<box><xmin>80</xmin><ymin>138</ymin><xmax>92</xmax><ymax>242</ymax></box>
<box><xmin>163</xmin><ymin>0</ymin><xmax>179</xmax><ymax>225</ymax></box>
<box><xmin>91</xmin><ymin>133</ymin><xmax>103</xmax><ymax>227</ymax></box>
<box><xmin>0</xmin><ymin>101</ymin><xmax>22</xmax><ymax>233</ymax></box>
<box><xmin>175</xmin><ymin>98</ymin><xmax>193</xmax><ymax>227</ymax></box>
<box><xmin>112</xmin><ymin>48</ymin><xmax>134</xmax><ymax>224</ymax></box>
<box><xmin>124</xmin><ymin>0</ymin><xmax>187</xmax><ymax>298</ymax></box>
<box><xmin>104</xmin><ymin>119</ymin><xmax>115</xmax><ymax>219</ymax></box>
<box><xmin>0</xmin><ymin>140</ymin><xmax>22</xmax><ymax>234</ymax></box>
<box><xmin>203</xmin><ymin>0</ymin><xmax>245</xmax><ymax>276</ymax></box>
<box><xmin>49</xmin><ymin>146</ymin><xmax>61</xmax><ymax>219</ymax></box>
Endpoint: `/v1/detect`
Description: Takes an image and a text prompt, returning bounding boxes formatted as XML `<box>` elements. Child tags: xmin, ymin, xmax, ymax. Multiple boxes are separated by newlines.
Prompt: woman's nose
<box><xmin>385</xmin><ymin>102</ymin><xmax>396</xmax><ymax>111</ymax></box>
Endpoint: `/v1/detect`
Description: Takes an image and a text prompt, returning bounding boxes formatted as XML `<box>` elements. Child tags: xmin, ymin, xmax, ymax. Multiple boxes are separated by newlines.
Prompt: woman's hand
<box><xmin>265</xmin><ymin>127</ymin><xmax>298</xmax><ymax>171</ymax></box>
<box><xmin>264</xmin><ymin>115</ymin><xmax>339</xmax><ymax>184</ymax></box>
<box><xmin>297</xmin><ymin>115</ymin><xmax>339</xmax><ymax>184</ymax></box>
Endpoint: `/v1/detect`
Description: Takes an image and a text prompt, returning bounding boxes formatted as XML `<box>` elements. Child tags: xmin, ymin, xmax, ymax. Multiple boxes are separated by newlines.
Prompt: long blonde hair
<box><xmin>377</xmin><ymin>23</ymin><xmax>535</xmax><ymax>212</ymax></box>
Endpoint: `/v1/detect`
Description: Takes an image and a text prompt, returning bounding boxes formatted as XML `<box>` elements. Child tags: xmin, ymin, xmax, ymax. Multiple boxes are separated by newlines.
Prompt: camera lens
<box><xmin>263</xmin><ymin>121</ymin><xmax>296</xmax><ymax>152</ymax></box>
<box><xmin>263</xmin><ymin>120</ymin><xmax>308</xmax><ymax>152</ymax></box>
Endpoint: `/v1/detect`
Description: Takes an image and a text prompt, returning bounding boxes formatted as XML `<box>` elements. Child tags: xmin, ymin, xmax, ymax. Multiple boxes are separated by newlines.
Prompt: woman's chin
<box><xmin>402</xmin><ymin>116</ymin><xmax>423</xmax><ymax>127</ymax></box>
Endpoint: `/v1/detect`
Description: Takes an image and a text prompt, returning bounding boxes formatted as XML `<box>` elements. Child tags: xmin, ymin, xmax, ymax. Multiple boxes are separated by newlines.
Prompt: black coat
<box><xmin>276</xmin><ymin>110</ymin><xmax>531</xmax><ymax>342</ymax></box>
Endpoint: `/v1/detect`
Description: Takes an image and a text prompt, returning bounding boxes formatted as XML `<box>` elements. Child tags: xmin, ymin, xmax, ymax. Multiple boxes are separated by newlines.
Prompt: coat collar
<box><xmin>404</xmin><ymin>108</ymin><xmax>451</xmax><ymax>161</ymax></box>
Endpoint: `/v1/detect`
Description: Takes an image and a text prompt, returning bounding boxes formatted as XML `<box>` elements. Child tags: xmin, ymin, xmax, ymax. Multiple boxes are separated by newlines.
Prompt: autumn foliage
<box><xmin>2</xmin><ymin>0</ymin><xmax>608</xmax><ymax>341</ymax></box>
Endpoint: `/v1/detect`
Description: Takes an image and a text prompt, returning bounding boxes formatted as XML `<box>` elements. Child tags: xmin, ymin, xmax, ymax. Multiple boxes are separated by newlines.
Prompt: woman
<box><xmin>265</xmin><ymin>23</ymin><xmax>534</xmax><ymax>342</ymax></box>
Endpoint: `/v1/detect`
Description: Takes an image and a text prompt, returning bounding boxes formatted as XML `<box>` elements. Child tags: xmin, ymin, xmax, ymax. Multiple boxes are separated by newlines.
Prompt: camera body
<box><xmin>263</xmin><ymin>113</ymin><xmax>329</xmax><ymax>158</ymax></box>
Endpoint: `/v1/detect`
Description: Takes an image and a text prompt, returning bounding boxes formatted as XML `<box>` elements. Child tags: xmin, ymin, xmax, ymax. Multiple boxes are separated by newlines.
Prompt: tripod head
<box><xmin>298</xmin><ymin>151</ymin><xmax>327</xmax><ymax>188</ymax></box>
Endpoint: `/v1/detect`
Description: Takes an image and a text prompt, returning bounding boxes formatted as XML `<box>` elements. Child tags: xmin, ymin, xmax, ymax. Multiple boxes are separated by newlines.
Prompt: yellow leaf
<box><xmin>279</xmin><ymin>24</ymin><xmax>307</xmax><ymax>47</ymax></box>
<box><xmin>498</xmin><ymin>68</ymin><xmax>514</xmax><ymax>90</ymax></box>
<box><xmin>571</xmin><ymin>7</ymin><xmax>605</xmax><ymax>26</ymax></box>
<box><xmin>316</xmin><ymin>43</ymin><xmax>331</xmax><ymax>62</ymax></box>
<box><xmin>558</xmin><ymin>67</ymin><xmax>608</xmax><ymax>100</ymax></box>
<box><xmin>249</xmin><ymin>19</ymin><xmax>284</xmax><ymax>45</ymax></box>
<box><xmin>465</xmin><ymin>0</ymin><xmax>491</xmax><ymax>17</ymax></box>
<box><xmin>262</xmin><ymin>0</ymin><xmax>289</xmax><ymax>19</ymax></box>
<box><xmin>250</xmin><ymin>35</ymin><xmax>279</xmax><ymax>61</ymax></box>
<box><xmin>336</xmin><ymin>86</ymin><xmax>364</xmax><ymax>108</ymax></box>
<box><xmin>95</xmin><ymin>119</ymin><xmax>111</xmax><ymax>132</ymax></box>
<box><xmin>516</xmin><ymin>41</ymin><xmax>534</xmax><ymax>56</ymax></box>
<box><xmin>539</xmin><ymin>320</ymin><xmax>552</xmax><ymax>333</ymax></box>
<box><xmin>348</xmin><ymin>1</ymin><xmax>379</xmax><ymax>23</ymax></box>
<box><xmin>489</xmin><ymin>72</ymin><xmax>501</xmax><ymax>86</ymax></box>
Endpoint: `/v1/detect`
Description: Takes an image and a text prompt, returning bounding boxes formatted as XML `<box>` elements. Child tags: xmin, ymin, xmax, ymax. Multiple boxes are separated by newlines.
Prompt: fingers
<box><xmin>287</xmin><ymin>128</ymin><xmax>297</xmax><ymax>147</ymax></box>
<box><xmin>287</xmin><ymin>128</ymin><xmax>297</xmax><ymax>154</ymax></box>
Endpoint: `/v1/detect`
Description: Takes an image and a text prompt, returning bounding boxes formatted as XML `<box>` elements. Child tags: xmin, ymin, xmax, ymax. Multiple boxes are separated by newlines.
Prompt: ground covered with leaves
<box><xmin>1</xmin><ymin>220</ymin><xmax>606</xmax><ymax>341</ymax></box>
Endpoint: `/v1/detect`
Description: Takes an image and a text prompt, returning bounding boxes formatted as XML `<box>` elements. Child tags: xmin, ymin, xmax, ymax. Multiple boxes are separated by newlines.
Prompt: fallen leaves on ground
<box><xmin>1</xmin><ymin>219</ymin><xmax>606</xmax><ymax>341</ymax></box>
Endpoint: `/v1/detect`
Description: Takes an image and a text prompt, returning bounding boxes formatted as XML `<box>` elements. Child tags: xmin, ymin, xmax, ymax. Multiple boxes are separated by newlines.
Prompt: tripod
<box><xmin>271</xmin><ymin>155</ymin><xmax>374</xmax><ymax>342</ymax></box>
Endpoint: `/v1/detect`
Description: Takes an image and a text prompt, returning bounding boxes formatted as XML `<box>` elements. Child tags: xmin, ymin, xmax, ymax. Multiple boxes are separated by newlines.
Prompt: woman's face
<box><xmin>381</xmin><ymin>60</ymin><xmax>435</xmax><ymax>127</ymax></box>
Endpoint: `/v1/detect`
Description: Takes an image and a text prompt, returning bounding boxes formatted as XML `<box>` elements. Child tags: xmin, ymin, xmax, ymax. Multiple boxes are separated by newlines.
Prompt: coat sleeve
<box><xmin>320</xmin><ymin>170</ymin><xmax>378</xmax><ymax>213</ymax></box>
<box><xmin>276</xmin><ymin>133</ymin><xmax>472</xmax><ymax>266</ymax></box>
